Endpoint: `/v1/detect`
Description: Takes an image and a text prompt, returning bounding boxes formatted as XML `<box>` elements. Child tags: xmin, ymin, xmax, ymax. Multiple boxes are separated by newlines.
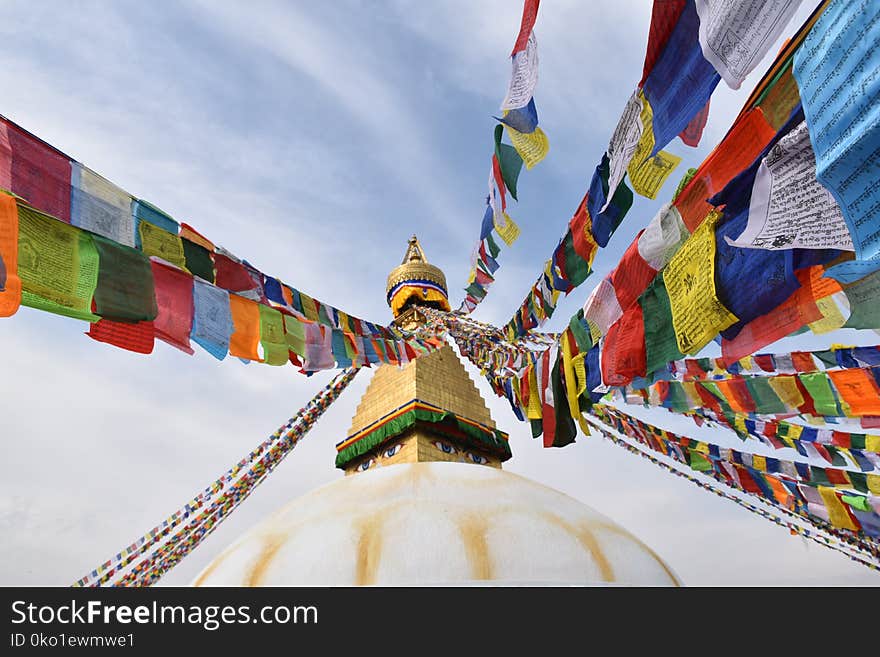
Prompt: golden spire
<box><xmin>385</xmin><ymin>235</ymin><xmax>450</xmax><ymax>318</ymax></box>
<box><xmin>334</xmin><ymin>237</ymin><xmax>509</xmax><ymax>475</ymax></box>
<box><xmin>401</xmin><ymin>234</ymin><xmax>427</xmax><ymax>264</ymax></box>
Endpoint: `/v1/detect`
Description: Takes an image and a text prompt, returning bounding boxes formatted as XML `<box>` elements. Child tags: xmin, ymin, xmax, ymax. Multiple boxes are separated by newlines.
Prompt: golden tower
<box><xmin>334</xmin><ymin>236</ymin><xmax>512</xmax><ymax>475</ymax></box>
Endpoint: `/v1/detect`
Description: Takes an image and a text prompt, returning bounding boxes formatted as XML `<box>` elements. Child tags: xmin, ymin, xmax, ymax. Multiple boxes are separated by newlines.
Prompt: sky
<box><xmin>1</xmin><ymin>0</ymin><xmax>878</xmax><ymax>586</ymax></box>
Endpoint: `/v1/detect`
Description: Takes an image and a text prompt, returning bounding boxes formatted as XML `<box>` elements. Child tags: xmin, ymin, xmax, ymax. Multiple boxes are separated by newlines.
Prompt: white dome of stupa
<box><xmin>192</xmin><ymin>462</ymin><xmax>680</xmax><ymax>586</ymax></box>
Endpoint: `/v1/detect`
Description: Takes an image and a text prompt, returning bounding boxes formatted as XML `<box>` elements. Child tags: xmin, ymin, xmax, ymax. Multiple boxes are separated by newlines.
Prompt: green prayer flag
<box><xmin>847</xmin><ymin>471</ymin><xmax>868</xmax><ymax>493</ymax></box>
<box><xmin>182</xmin><ymin>238</ymin><xmax>215</xmax><ymax>283</ymax></box>
<box><xmin>568</xmin><ymin>310</ymin><xmax>593</xmax><ymax>352</ymax></box>
<box><xmin>560</xmin><ymin>230</ymin><xmax>591</xmax><ymax>288</ymax></box>
<box><xmin>744</xmin><ymin>376</ymin><xmax>786</xmax><ymax>415</ymax></box>
<box><xmin>485</xmin><ymin>233</ymin><xmax>501</xmax><ymax>259</ymax></box>
<box><xmin>18</xmin><ymin>205</ymin><xmax>100</xmax><ymax>322</ymax></box>
<box><xmin>841</xmin><ymin>493</ymin><xmax>872</xmax><ymax>512</ymax></box>
<box><xmin>639</xmin><ymin>274</ymin><xmax>684</xmax><ymax>376</ymax></box>
<box><xmin>259</xmin><ymin>304</ymin><xmax>288</xmax><ymax>365</ymax></box>
<box><xmin>550</xmin><ymin>352</ymin><xmax>577</xmax><ymax>448</ymax></box>
<box><xmin>687</xmin><ymin>448</ymin><xmax>713</xmax><ymax>472</ymax></box>
<box><xmin>665</xmin><ymin>382</ymin><xmax>692</xmax><ymax>413</ymax></box>
<box><xmin>465</xmin><ymin>282</ymin><xmax>487</xmax><ymax>300</ymax></box>
<box><xmin>813</xmin><ymin>350</ymin><xmax>838</xmax><ymax>368</ymax></box>
<box><xmin>699</xmin><ymin>381</ymin><xmax>733</xmax><ymax>414</ymax></box>
<box><xmin>824</xmin><ymin>445</ymin><xmax>848</xmax><ymax>467</ymax></box>
<box><xmin>493</xmin><ymin>124</ymin><xmax>523</xmax><ymax>201</ymax></box>
<box><xmin>843</xmin><ymin>269</ymin><xmax>880</xmax><ymax>329</ymax></box>
<box><xmin>283</xmin><ymin>314</ymin><xmax>306</xmax><ymax>357</ymax></box>
<box><xmin>92</xmin><ymin>234</ymin><xmax>157</xmax><ymax>322</ymax></box>
<box><xmin>798</xmin><ymin>373</ymin><xmax>842</xmax><ymax>416</ymax></box>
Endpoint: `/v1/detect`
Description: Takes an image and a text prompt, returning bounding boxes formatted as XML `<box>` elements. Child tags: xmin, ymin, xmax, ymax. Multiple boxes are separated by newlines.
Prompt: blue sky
<box><xmin>1</xmin><ymin>0</ymin><xmax>878</xmax><ymax>585</ymax></box>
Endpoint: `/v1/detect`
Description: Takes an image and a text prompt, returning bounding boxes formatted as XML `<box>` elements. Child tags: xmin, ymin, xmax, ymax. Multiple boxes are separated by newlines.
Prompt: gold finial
<box><xmin>402</xmin><ymin>235</ymin><xmax>427</xmax><ymax>264</ymax></box>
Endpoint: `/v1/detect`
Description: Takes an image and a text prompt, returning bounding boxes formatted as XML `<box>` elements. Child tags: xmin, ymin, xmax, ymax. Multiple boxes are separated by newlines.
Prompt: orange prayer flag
<box><xmin>179</xmin><ymin>222</ymin><xmax>215</xmax><ymax>252</ymax></box>
<box><xmin>0</xmin><ymin>193</ymin><xmax>21</xmax><ymax>317</ymax></box>
<box><xmin>714</xmin><ymin>379</ymin><xmax>755</xmax><ymax>415</ymax></box>
<box><xmin>828</xmin><ymin>369</ymin><xmax>880</xmax><ymax>417</ymax></box>
<box><xmin>228</xmin><ymin>294</ymin><xmax>262</xmax><ymax>361</ymax></box>
<box><xmin>675</xmin><ymin>108</ymin><xmax>777</xmax><ymax>231</ymax></box>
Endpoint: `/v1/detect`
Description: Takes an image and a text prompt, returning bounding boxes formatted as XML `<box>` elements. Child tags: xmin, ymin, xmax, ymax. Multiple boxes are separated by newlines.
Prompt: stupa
<box><xmin>193</xmin><ymin>237</ymin><xmax>680</xmax><ymax>586</ymax></box>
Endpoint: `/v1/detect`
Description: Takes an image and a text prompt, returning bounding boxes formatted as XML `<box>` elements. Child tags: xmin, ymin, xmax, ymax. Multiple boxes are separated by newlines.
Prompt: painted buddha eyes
<box><xmin>433</xmin><ymin>440</ymin><xmax>456</xmax><ymax>454</ymax></box>
<box><xmin>467</xmin><ymin>452</ymin><xmax>488</xmax><ymax>465</ymax></box>
<box><xmin>357</xmin><ymin>458</ymin><xmax>375</xmax><ymax>472</ymax></box>
<box><xmin>383</xmin><ymin>443</ymin><xmax>403</xmax><ymax>458</ymax></box>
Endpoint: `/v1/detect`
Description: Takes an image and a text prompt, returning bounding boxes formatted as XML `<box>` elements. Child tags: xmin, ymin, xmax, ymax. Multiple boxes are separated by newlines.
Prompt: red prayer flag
<box><xmin>601</xmin><ymin>304</ymin><xmax>646</xmax><ymax>386</ymax></box>
<box><xmin>87</xmin><ymin>319</ymin><xmax>155</xmax><ymax>355</ymax></box>
<box><xmin>151</xmin><ymin>262</ymin><xmax>194</xmax><ymax>354</ymax></box>
<box><xmin>511</xmin><ymin>0</ymin><xmax>540</xmax><ymax>55</ymax></box>
<box><xmin>679</xmin><ymin>99</ymin><xmax>710</xmax><ymax>147</ymax></box>
<box><xmin>610</xmin><ymin>234</ymin><xmax>657</xmax><ymax>311</ymax></box>
<box><xmin>0</xmin><ymin>118</ymin><xmax>71</xmax><ymax>222</ymax></box>
<box><xmin>213</xmin><ymin>253</ymin><xmax>256</xmax><ymax>292</ymax></box>
<box><xmin>640</xmin><ymin>0</ymin><xmax>686</xmax><ymax>85</ymax></box>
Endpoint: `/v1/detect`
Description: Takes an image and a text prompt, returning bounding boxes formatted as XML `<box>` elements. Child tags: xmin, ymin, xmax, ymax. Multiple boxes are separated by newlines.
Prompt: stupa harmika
<box><xmin>193</xmin><ymin>237</ymin><xmax>679</xmax><ymax>585</ymax></box>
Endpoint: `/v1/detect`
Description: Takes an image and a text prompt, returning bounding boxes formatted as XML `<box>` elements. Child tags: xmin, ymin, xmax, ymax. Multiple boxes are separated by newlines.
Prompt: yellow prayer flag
<box><xmin>572</xmin><ymin>352</ymin><xmax>588</xmax><ymax>396</ymax></box>
<box><xmin>629</xmin><ymin>151</ymin><xmax>682</xmax><ymax>200</ymax></box>
<box><xmin>752</xmin><ymin>454</ymin><xmax>767</xmax><ymax>472</ymax></box>
<box><xmin>665</xmin><ymin>210</ymin><xmax>738</xmax><ymax>354</ymax></box>
<box><xmin>867</xmin><ymin>474</ymin><xmax>880</xmax><ymax>494</ymax></box>
<box><xmin>138</xmin><ymin>220</ymin><xmax>186</xmax><ymax>270</ymax></box>
<box><xmin>493</xmin><ymin>212</ymin><xmax>521</xmax><ymax>246</ymax></box>
<box><xmin>808</xmin><ymin>292</ymin><xmax>849</xmax><ymax>334</ymax></box>
<box><xmin>767</xmin><ymin>376</ymin><xmax>804</xmax><ymax>410</ymax></box>
<box><xmin>626</xmin><ymin>91</ymin><xmax>681</xmax><ymax>199</ymax></box>
<box><xmin>866</xmin><ymin>435</ymin><xmax>880</xmax><ymax>453</ymax></box>
<box><xmin>527</xmin><ymin>366</ymin><xmax>542</xmax><ymax>420</ymax></box>
<box><xmin>818</xmin><ymin>486</ymin><xmax>858</xmax><ymax>530</ymax></box>
<box><xmin>504</xmin><ymin>125</ymin><xmax>549</xmax><ymax>169</ymax></box>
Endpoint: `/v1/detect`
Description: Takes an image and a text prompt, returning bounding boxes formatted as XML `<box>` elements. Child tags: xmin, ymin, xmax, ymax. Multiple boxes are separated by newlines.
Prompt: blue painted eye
<box><xmin>383</xmin><ymin>443</ymin><xmax>402</xmax><ymax>458</ymax></box>
<box><xmin>467</xmin><ymin>453</ymin><xmax>488</xmax><ymax>465</ymax></box>
<box><xmin>357</xmin><ymin>459</ymin><xmax>375</xmax><ymax>472</ymax></box>
<box><xmin>433</xmin><ymin>441</ymin><xmax>456</xmax><ymax>454</ymax></box>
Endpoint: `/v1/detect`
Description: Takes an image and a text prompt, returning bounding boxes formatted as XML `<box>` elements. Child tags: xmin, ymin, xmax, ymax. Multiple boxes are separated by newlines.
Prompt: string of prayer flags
<box><xmin>75</xmin><ymin>368</ymin><xmax>360</xmax><ymax>587</ymax></box>
<box><xmin>594</xmin><ymin>405</ymin><xmax>880</xmax><ymax>547</ymax></box>
<box><xmin>591</xmin><ymin>412</ymin><xmax>880</xmax><ymax>569</ymax></box>
<box><xmin>0</xmin><ymin>116</ymin><xmax>443</xmax><ymax>372</ymax></box>
<box><xmin>455</xmin><ymin>0</ymin><xmax>547</xmax><ymax>314</ymax></box>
